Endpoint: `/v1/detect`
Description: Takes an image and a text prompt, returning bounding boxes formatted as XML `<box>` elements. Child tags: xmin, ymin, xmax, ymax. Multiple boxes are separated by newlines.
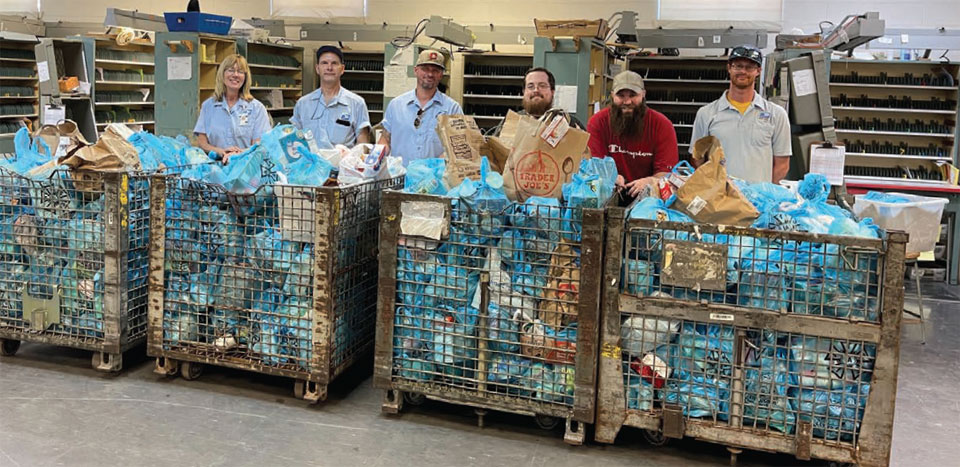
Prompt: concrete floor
<box><xmin>0</xmin><ymin>282</ymin><xmax>956</xmax><ymax>467</ymax></box>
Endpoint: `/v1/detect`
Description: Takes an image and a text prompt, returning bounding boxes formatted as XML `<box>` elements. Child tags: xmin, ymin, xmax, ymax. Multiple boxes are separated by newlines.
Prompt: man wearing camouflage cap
<box><xmin>379</xmin><ymin>49</ymin><xmax>462</xmax><ymax>165</ymax></box>
<box><xmin>587</xmin><ymin>70</ymin><xmax>679</xmax><ymax>197</ymax></box>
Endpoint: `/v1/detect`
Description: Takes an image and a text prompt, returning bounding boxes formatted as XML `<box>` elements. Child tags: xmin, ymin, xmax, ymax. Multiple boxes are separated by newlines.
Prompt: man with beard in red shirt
<box><xmin>587</xmin><ymin>70</ymin><xmax>679</xmax><ymax>197</ymax></box>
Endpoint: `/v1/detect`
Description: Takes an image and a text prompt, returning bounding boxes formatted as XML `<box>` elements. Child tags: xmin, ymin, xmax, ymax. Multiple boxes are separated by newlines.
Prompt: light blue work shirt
<box><xmin>689</xmin><ymin>90</ymin><xmax>791</xmax><ymax>183</ymax></box>
<box><xmin>382</xmin><ymin>89</ymin><xmax>462</xmax><ymax>165</ymax></box>
<box><xmin>193</xmin><ymin>96</ymin><xmax>272</xmax><ymax>150</ymax></box>
<box><xmin>290</xmin><ymin>86</ymin><xmax>371</xmax><ymax>147</ymax></box>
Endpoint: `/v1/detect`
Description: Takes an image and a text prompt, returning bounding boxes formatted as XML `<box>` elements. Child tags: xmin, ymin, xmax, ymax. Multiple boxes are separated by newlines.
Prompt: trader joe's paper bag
<box><xmin>437</xmin><ymin>114</ymin><xmax>484</xmax><ymax>187</ymax></box>
<box><xmin>502</xmin><ymin>111</ymin><xmax>588</xmax><ymax>202</ymax></box>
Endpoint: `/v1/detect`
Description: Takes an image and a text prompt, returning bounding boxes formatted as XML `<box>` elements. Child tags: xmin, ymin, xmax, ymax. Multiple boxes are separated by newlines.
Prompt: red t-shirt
<box><xmin>586</xmin><ymin>107</ymin><xmax>679</xmax><ymax>182</ymax></box>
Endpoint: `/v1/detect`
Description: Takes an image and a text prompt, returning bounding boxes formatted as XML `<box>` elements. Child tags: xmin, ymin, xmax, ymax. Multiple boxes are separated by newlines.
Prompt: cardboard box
<box><xmin>534</xmin><ymin>18</ymin><xmax>609</xmax><ymax>39</ymax></box>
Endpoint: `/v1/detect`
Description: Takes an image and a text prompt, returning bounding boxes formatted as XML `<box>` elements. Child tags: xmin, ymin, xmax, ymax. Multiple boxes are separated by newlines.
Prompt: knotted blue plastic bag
<box><xmin>285</xmin><ymin>144</ymin><xmax>335</xmax><ymax>186</ymax></box>
<box><xmin>7</xmin><ymin>127</ymin><xmax>56</xmax><ymax>178</ymax></box>
<box><xmin>220</xmin><ymin>144</ymin><xmax>281</xmax><ymax>194</ymax></box>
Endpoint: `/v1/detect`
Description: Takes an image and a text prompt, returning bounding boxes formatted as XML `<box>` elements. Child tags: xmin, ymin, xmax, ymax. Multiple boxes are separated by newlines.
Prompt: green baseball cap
<box><xmin>612</xmin><ymin>70</ymin><xmax>644</xmax><ymax>94</ymax></box>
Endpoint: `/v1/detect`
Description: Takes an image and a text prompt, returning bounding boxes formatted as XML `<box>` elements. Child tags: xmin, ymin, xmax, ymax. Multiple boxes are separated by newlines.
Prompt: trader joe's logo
<box><xmin>515</xmin><ymin>150</ymin><xmax>559</xmax><ymax>197</ymax></box>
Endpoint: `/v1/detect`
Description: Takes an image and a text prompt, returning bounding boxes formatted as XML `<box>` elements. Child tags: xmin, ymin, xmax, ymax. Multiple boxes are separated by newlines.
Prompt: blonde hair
<box><xmin>214</xmin><ymin>54</ymin><xmax>254</xmax><ymax>102</ymax></box>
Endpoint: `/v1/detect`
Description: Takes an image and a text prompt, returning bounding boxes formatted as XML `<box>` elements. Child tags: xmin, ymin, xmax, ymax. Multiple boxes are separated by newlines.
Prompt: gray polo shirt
<box><xmin>689</xmin><ymin>90</ymin><xmax>791</xmax><ymax>183</ymax></box>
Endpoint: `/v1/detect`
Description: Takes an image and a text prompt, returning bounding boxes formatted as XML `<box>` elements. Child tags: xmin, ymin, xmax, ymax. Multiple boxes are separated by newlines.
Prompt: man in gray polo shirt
<box><xmin>689</xmin><ymin>46</ymin><xmax>791</xmax><ymax>183</ymax></box>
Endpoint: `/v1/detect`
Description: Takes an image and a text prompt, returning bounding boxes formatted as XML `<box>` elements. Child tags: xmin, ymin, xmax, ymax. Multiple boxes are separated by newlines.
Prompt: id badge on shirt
<box><xmin>238</xmin><ymin>111</ymin><xmax>250</xmax><ymax>127</ymax></box>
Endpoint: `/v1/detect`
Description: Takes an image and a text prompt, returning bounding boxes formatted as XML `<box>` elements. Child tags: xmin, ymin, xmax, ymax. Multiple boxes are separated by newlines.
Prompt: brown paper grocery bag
<box><xmin>538</xmin><ymin>241</ymin><xmax>581</xmax><ymax>328</ymax></box>
<box><xmin>502</xmin><ymin>111</ymin><xmax>588</xmax><ymax>202</ymax></box>
<box><xmin>436</xmin><ymin>114</ymin><xmax>484</xmax><ymax>187</ymax></box>
<box><xmin>674</xmin><ymin>136</ymin><xmax>758</xmax><ymax>227</ymax></box>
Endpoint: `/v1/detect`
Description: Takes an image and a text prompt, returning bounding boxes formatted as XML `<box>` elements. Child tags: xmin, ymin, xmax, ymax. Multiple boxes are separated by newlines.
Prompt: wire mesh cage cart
<box><xmin>594</xmin><ymin>205</ymin><xmax>907</xmax><ymax>466</ymax></box>
<box><xmin>373</xmin><ymin>190</ymin><xmax>605</xmax><ymax>444</ymax></box>
<box><xmin>147</xmin><ymin>174</ymin><xmax>402</xmax><ymax>401</ymax></box>
<box><xmin>0</xmin><ymin>169</ymin><xmax>151</xmax><ymax>371</ymax></box>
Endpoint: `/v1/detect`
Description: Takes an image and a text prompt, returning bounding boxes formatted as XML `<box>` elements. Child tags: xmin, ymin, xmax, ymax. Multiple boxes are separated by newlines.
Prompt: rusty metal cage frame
<box><xmin>0</xmin><ymin>169</ymin><xmax>150</xmax><ymax>372</ymax></box>
<box><xmin>147</xmin><ymin>174</ymin><xmax>402</xmax><ymax>402</ymax></box>
<box><xmin>373</xmin><ymin>190</ymin><xmax>606</xmax><ymax>444</ymax></box>
<box><xmin>594</xmin><ymin>206</ymin><xmax>907</xmax><ymax>466</ymax></box>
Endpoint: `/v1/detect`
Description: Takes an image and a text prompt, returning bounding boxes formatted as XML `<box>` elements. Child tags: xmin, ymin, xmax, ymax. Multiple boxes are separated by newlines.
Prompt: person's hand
<box><xmin>221</xmin><ymin>147</ymin><xmax>243</xmax><ymax>164</ymax></box>
<box><xmin>625</xmin><ymin>176</ymin><xmax>658</xmax><ymax>197</ymax></box>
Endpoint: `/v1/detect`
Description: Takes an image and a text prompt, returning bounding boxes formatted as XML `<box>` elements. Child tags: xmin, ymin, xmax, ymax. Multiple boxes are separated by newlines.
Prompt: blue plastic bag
<box><xmin>862</xmin><ymin>191</ymin><xmax>910</xmax><ymax>203</ymax></box>
<box><xmin>285</xmin><ymin>144</ymin><xmax>335</xmax><ymax>186</ymax></box>
<box><xmin>404</xmin><ymin>158</ymin><xmax>448</xmax><ymax>195</ymax></box>
<box><xmin>628</xmin><ymin>197</ymin><xmax>693</xmax><ymax>222</ymax></box>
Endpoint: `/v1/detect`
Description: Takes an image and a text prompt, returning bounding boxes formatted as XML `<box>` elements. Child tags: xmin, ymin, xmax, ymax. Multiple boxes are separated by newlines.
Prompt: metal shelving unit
<box><xmin>238</xmin><ymin>40</ymin><xmax>303</xmax><ymax>126</ymax></box>
<box><xmin>534</xmin><ymin>38</ymin><xmax>616</xmax><ymax>121</ymax></box>
<box><xmin>626</xmin><ymin>55</ymin><xmax>731</xmax><ymax>155</ymax></box>
<box><xmin>0</xmin><ymin>35</ymin><xmax>40</xmax><ymax>151</ymax></box>
<box><xmin>34</xmin><ymin>38</ymin><xmax>98</xmax><ymax>142</ymax></box>
<box><xmin>87</xmin><ymin>34</ymin><xmax>155</xmax><ymax>133</ymax></box>
<box><xmin>829</xmin><ymin>59</ymin><xmax>960</xmax><ymax>186</ymax></box>
<box><xmin>458</xmin><ymin>52</ymin><xmax>532</xmax><ymax>132</ymax></box>
<box><xmin>155</xmin><ymin>33</ymin><xmax>237</xmax><ymax>139</ymax></box>
<box><xmin>342</xmin><ymin>50</ymin><xmax>384</xmax><ymax>124</ymax></box>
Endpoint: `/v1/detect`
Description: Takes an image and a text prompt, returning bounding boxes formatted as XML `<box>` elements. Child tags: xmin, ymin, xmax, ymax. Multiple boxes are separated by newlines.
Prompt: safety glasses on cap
<box><xmin>729</xmin><ymin>46</ymin><xmax>763</xmax><ymax>67</ymax></box>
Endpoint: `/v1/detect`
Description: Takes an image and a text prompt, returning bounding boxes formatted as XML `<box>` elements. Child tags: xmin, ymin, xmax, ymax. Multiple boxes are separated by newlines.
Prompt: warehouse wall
<box><xmin>9</xmin><ymin>1</ymin><xmax>960</xmax><ymax>36</ymax></box>
<box><xmin>782</xmin><ymin>0</ymin><xmax>960</xmax><ymax>33</ymax></box>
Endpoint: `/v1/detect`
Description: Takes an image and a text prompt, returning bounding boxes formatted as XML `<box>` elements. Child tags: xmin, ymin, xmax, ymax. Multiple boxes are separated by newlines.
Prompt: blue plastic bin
<box><xmin>164</xmin><ymin>12</ymin><xmax>233</xmax><ymax>35</ymax></box>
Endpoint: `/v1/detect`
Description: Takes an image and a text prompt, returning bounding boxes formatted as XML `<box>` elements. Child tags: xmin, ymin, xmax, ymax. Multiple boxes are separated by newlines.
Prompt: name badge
<box><xmin>758</xmin><ymin>111</ymin><xmax>771</xmax><ymax>121</ymax></box>
<box><xmin>238</xmin><ymin>111</ymin><xmax>250</xmax><ymax>127</ymax></box>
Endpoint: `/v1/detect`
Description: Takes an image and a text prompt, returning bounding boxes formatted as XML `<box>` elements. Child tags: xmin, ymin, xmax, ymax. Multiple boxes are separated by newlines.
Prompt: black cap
<box><xmin>729</xmin><ymin>45</ymin><xmax>762</xmax><ymax>67</ymax></box>
<box><xmin>316</xmin><ymin>45</ymin><xmax>343</xmax><ymax>62</ymax></box>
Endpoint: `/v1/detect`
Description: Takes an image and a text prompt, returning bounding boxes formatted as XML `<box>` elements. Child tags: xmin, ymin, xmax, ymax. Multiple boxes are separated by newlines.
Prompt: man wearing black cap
<box><xmin>291</xmin><ymin>45</ymin><xmax>371</xmax><ymax>147</ymax></box>
<box><xmin>690</xmin><ymin>45</ymin><xmax>791</xmax><ymax>183</ymax></box>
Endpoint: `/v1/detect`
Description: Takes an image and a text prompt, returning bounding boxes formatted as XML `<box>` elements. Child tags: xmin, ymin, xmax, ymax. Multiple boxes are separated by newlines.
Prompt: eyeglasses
<box><xmin>414</xmin><ymin>107</ymin><xmax>426</xmax><ymax>129</ymax></box>
<box><xmin>224</xmin><ymin>68</ymin><xmax>245</xmax><ymax>75</ymax></box>
<box><xmin>729</xmin><ymin>63</ymin><xmax>759</xmax><ymax>71</ymax></box>
<box><xmin>525</xmin><ymin>83</ymin><xmax>551</xmax><ymax>91</ymax></box>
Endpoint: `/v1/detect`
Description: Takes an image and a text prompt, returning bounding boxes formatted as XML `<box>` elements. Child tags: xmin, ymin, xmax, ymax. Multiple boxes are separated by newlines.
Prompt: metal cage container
<box><xmin>147</xmin><ymin>175</ymin><xmax>402</xmax><ymax>401</ymax></box>
<box><xmin>373</xmin><ymin>191</ymin><xmax>605</xmax><ymax>444</ymax></box>
<box><xmin>595</xmin><ymin>206</ymin><xmax>907</xmax><ymax>466</ymax></box>
<box><xmin>0</xmin><ymin>169</ymin><xmax>151</xmax><ymax>371</ymax></box>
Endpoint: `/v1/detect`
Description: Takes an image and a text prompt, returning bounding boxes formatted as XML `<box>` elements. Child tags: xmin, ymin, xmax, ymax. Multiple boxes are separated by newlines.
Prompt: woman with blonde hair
<box><xmin>194</xmin><ymin>54</ymin><xmax>272</xmax><ymax>160</ymax></box>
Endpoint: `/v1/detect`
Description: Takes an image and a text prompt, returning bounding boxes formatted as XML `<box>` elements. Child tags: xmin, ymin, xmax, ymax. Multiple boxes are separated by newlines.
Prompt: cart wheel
<box><xmin>180</xmin><ymin>361</ymin><xmax>203</xmax><ymax>381</ymax></box>
<box><xmin>534</xmin><ymin>414</ymin><xmax>560</xmax><ymax>430</ymax></box>
<box><xmin>402</xmin><ymin>392</ymin><xmax>425</xmax><ymax>406</ymax></box>
<box><xmin>642</xmin><ymin>429</ymin><xmax>670</xmax><ymax>446</ymax></box>
<box><xmin>0</xmin><ymin>339</ymin><xmax>20</xmax><ymax>356</ymax></box>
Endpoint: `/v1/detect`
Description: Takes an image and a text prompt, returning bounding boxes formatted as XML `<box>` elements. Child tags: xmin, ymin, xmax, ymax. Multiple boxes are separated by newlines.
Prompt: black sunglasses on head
<box><xmin>414</xmin><ymin>107</ymin><xmax>426</xmax><ymax>129</ymax></box>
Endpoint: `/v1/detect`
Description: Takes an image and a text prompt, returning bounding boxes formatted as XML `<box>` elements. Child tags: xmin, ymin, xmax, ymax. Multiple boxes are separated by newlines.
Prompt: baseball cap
<box><xmin>729</xmin><ymin>46</ymin><xmax>762</xmax><ymax>67</ymax></box>
<box><xmin>612</xmin><ymin>71</ymin><xmax>645</xmax><ymax>94</ymax></box>
<box><xmin>416</xmin><ymin>49</ymin><xmax>446</xmax><ymax>70</ymax></box>
<box><xmin>316</xmin><ymin>45</ymin><xmax>344</xmax><ymax>62</ymax></box>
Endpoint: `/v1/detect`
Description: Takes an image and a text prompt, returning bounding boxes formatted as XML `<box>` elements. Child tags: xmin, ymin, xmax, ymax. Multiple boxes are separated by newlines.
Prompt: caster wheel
<box><xmin>180</xmin><ymin>361</ymin><xmax>203</xmax><ymax>381</ymax></box>
<box><xmin>534</xmin><ymin>414</ymin><xmax>560</xmax><ymax>430</ymax></box>
<box><xmin>642</xmin><ymin>429</ymin><xmax>670</xmax><ymax>446</ymax></box>
<box><xmin>0</xmin><ymin>339</ymin><xmax>20</xmax><ymax>356</ymax></box>
<box><xmin>294</xmin><ymin>380</ymin><xmax>307</xmax><ymax>399</ymax></box>
<box><xmin>403</xmin><ymin>392</ymin><xmax>426</xmax><ymax>406</ymax></box>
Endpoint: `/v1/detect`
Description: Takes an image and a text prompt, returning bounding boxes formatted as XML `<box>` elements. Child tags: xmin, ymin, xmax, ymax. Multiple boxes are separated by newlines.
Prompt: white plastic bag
<box><xmin>338</xmin><ymin>144</ymin><xmax>388</xmax><ymax>186</ymax></box>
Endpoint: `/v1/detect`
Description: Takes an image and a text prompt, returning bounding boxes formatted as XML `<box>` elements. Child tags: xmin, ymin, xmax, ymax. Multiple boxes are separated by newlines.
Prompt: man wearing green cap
<box><xmin>587</xmin><ymin>70</ymin><xmax>679</xmax><ymax>197</ymax></box>
<box><xmin>378</xmin><ymin>49</ymin><xmax>462</xmax><ymax>165</ymax></box>
<box><xmin>690</xmin><ymin>45</ymin><xmax>791</xmax><ymax>183</ymax></box>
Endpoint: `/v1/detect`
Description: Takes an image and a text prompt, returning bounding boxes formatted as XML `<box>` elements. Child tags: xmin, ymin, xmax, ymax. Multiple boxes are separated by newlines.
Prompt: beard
<box><xmin>610</xmin><ymin>102</ymin><xmax>647</xmax><ymax>138</ymax></box>
<box><xmin>523</xmin><ymin>93</ymin><xmax>552</xmax><ymax>117</ymax></box>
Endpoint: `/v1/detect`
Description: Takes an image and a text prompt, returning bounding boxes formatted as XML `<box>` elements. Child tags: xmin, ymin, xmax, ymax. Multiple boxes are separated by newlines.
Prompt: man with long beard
<box><xmin>587</xmin><ymin>70</ymin><xmax>679</xmax><ymax>197</ymax></box>
<box><xmin>492</xmin><ymin>68</ymin><xmax>582</xmax><ymax>135</ymax></box>
<box><xmin>689</xmin><ymin>46</ymin><xmax>791</xmax><ymax>183</ymax></box>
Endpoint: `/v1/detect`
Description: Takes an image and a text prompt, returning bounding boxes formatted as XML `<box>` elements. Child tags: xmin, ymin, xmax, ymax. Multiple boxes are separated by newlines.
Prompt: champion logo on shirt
<box><xmin>609</xmin><ymin>144</ymin><xmax>652</xmax><ymax>158</ymax></box>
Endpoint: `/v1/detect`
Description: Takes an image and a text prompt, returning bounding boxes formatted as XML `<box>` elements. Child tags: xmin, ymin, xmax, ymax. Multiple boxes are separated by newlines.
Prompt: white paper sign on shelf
<box><xmin>792</xmin><ymin>69</ymin><xmax>817</xmax><ymax>97</ymax></box>
<box><xmin>167</xmin><ymin>56</ymin><xmax>192</xmax><ymax>80</ymax></box>
<box><xmin>809</xmin><ymin>143</ymin><xmax>846</xmax><ymax>186</ymax></box>
<box><xmin>554</xmin><ymin>85</ymin><xmax>578</xmax><ymax>113</ymax></box>
<box><xmin>37</xmin><ymin>61</ymin><xmax>50</xmax><ymax>82</ymax></box>
<box><xmin>42</xmin><ymin>104</ymin><xmax>65</xmax><ymax>126</ymax></box>
<box><xmin>383</xmin><ymin>65</ymin><xmax>415</xmax><ymax>98</ymax></box>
